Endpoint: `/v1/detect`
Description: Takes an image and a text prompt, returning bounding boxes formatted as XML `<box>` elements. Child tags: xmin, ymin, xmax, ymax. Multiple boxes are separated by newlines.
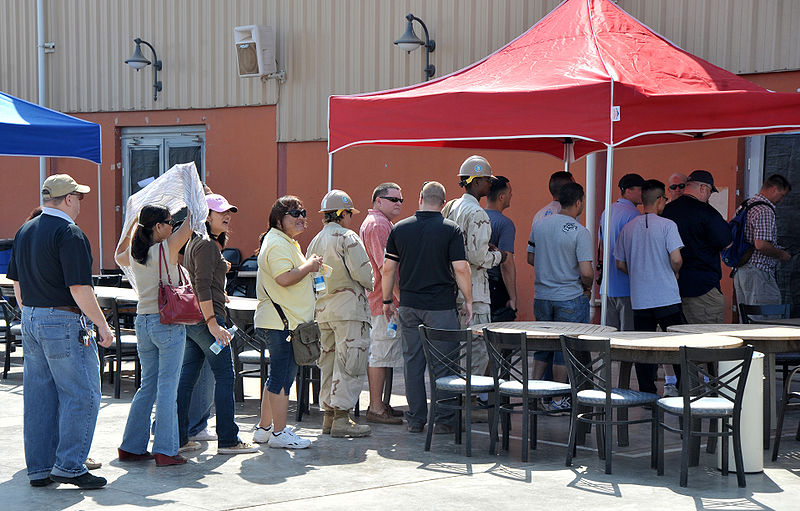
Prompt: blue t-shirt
<box><xmin>530</xmin><ymin>214</ymin><xmax>593</xmax><ymax>301</ymax></box>
<box><xmin>614</xmin><ymin>214</ymin><xmax>684</xmax><ymax>310</ymax></box>
<box><xmin>599</xmin><ymin>198</ymin><xmax>641</xmax><ymax>297</ymax></box>
<box><xmin>484</xmin><ymin>208</ymin><xmax>515</xmax><ymax>280</ymax></box>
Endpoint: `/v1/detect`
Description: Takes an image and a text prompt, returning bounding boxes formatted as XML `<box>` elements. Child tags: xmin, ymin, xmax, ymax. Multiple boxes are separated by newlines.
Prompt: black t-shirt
<box><xmin>662</xmin><ymin>195</ymin><xmax>732</xmax><ymax>298</ymax></box>
<box><xmin>385</xmin><ymin>211</ymin><xmax>466</xmax><ymax>310</ymax></box>
<box><xmin>6</xmin><ymin>213</ymin><xmax>93</xmax><ymax>307</ymax></box>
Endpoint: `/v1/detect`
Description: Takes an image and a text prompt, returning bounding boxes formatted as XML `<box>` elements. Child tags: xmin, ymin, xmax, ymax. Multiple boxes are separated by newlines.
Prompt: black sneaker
<box><xmin>407</xmin><ymin>423</ymin><xmax>424</xmax><ymax>433</ymax></box>
<box><xmin>30</xmin><ymin>478</ymin><xmax>55</xmax><ymax>487</ymax></box>
<box><xmin>50</xmin><ymin>472</ymin><xmax>107</xmax><ymax>489</ymax></box>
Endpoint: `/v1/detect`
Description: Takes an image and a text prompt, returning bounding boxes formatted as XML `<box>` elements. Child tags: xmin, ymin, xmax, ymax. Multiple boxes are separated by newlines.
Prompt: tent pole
<box><xmin>599</xmin><ymin>147</ymin><xmax>614</xmax><ymax>326</ymax></box>
<box><xmin>585</xmin><ymin>151</ymin><xmax>597</xmax><ymax>256</ymax></box>
<box><xmin>327</xmin><ymin>153</ymin><xmax>333</xmax><ymax>192</ymax></box>
<box><xmin>97</xmin><ymin>164</ymin><xmax>103</xmax><ymax>271</ymax></box>
<box><xmin>37</xmin><ymin>0</ymin><xmax>47</xmax><ymax>202</ymax></box>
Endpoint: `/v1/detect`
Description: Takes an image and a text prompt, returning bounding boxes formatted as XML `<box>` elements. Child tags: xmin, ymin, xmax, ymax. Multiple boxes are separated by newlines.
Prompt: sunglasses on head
<box><xmin>379</xmin><ymin>196</ymin><xmax>404</xmax><ymax>203</ymax></box>
<box><xmin>285</xmin><ymin>209</ymin><xmax>307</xmax><ymax>218</ymax></box>
<box><xmin>669</xmin><ymin>183</ymin><xmax>686</xmax><ymax>191</ymax></box>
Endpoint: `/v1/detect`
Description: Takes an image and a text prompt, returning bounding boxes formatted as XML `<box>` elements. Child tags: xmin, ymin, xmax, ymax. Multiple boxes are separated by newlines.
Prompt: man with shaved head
<box><xmin>667</xmin><ymin>173</ymin><xmax>688</xmax><ymax>202</ymax></box>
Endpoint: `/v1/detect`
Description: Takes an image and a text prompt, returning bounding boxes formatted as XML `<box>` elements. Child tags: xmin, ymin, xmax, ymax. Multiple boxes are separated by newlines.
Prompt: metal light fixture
<box><xmin>125</xmin><ymin>38</ymin><xmax>162</xmax><ymax>101</ymax></box>
<box><xmin>394</xmin><ymin>13</ymin><xmax>435</xmax><ymax>80</ymax></box>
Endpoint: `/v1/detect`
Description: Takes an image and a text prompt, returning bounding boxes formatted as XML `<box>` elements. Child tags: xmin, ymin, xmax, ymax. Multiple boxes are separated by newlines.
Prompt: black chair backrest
<box><xmin>0</xmin><ymin>297</ymin><xmax>13</xmax><ymax>337</ymax></box>
<box><xmin>222</xmin><ymin>247</ymin><xmax>242</xmax><ymax>268</ymax></box>
<box><xmin>680</xmin><ymin>345</ymin><xmax>754</xmax><ymax>415</ymax></box>
<box><xmin>738</xmin><ymin>303</ymin><xmax>790</xmax><ymax>324</ymax></box>
<box><xmin>483</xmin><ymin>328</ymin><xmax>529</xmax><ymax>387</ymax></box>
<box><xmin>239</xmin><ymin>256</ymin><xmax>259</xmax><ymax>271</ymax></box>
<box><xmin>93</xmin><ymin>274</ymin><xmax>123</xmax><ymax>287</ymax></box>
<box><xmin>560</xmin><ymin>334</ymin><xmax>613</xmax><ymax>399</ymax></box>
<box><xmin>418</xmin><ymin>325</ymin><xmax>473</xmax><ymax>381</ymax></box>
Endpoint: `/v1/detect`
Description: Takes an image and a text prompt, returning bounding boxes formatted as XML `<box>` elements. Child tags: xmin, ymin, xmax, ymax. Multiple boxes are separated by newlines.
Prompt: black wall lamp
<box><xmin>125</xmin><ymin>38</ymin><xmax>162</xmax><ymax>101</ymax></box>
<box><xmin>394</xmin><ymin>13</ymin><xmax>435</xmax><ymax>81</ymax></box>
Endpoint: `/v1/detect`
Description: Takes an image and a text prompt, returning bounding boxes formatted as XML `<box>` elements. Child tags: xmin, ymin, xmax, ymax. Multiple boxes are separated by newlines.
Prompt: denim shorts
<box><xmin>256</xmin><ymin>328</ymin><xmax>296</xmax><ymax>395</ymax></box>
<box><xmin>532</xmin><ymin>295</ymin><xmax>590</xmax><ymax>365</ymax></box>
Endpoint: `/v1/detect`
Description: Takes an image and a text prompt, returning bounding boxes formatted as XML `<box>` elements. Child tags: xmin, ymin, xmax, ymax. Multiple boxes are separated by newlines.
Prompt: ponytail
<box><xmin>131</xmin><ymin>205</ymin><xmax>170</xmax><ymax>265</ymax></box>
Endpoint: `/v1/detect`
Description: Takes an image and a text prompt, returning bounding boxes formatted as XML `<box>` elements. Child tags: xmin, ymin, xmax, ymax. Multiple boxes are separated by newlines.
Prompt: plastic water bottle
<box><xmin>211</xmin><ymin>325</ymin><xmax>238</xmax><ymax>355</ymax></box>
<box><xmin>313</xmin><ymin>273</ymin><xmax>326</xmax><ymax>293</ymax></box>
<box><xmin>386</xmin><ymin>318</ymin><xmax>398</xmax><ymax>339</ymax></box>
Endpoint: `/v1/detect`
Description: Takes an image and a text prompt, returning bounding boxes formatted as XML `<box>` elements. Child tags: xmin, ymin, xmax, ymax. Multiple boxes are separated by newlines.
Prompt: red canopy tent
<box><xmin>328</xmin><ymin>0</ymin><xmax>800</xmax><ymax>323</ymax></box>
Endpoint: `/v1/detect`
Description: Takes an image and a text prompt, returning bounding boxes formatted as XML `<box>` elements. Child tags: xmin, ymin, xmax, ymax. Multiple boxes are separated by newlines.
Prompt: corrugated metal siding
<box><xmin>2</xmin><ymin>1</ymin><xmax>799</xmax><ymax>142</ymax></box>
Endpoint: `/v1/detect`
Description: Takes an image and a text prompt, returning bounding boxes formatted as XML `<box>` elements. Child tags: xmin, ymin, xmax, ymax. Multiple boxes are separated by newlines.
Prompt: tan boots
<box><xmin>322</xmin><ymin>409</ymin><xmax>335</xmax><ymax>434</ymax></box>
<box><xmin>330</xmin><ymin>408</ymin><xmax>372</xmax><ymax>438</ymax></box>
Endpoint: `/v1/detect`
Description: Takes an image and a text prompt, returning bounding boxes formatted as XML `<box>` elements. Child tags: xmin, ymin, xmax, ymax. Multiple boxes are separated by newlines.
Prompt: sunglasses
<box><xmin>379</xmin><ymin>196</ymin><xmax>404</xmax><ymax>204</ymax></box>
<box><xmin>69</xmin><ymin>192</ymin><xmax>85</xmax><ymax>201</ymax></box>
<box><xmin>285</xmin><ymin>209</ymin><xmax>307</xmax><ymax>218</ymax></box>
<box><xmin>161</xmin><ymin>218</ymin><xmax>176</xmax><ymax>227</ymax></box>
<box><xmin>669</xmin><ymin>183</ymin><xmax>686</xmax><ymax>191</ymax></box>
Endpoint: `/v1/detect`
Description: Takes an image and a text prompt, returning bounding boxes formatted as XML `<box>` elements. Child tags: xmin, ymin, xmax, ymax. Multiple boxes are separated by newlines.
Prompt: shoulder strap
<box><xmin>158</xmin><ymin>243</ymin><xmax>173</xmax><ymax>286</ymax></box>
<box><xmin>259</xmin><ymin>277</ymin><xmax>290</xmax><ymax>331</ymax></box>
<box><xmin>741</xmin><ymin>198</ymin><xmax>774</xmax><ymax>216</ymax></box>
<box><xmin>441</xmin><ymin>198</ymin><xmax>457</xmax><ymax>219</ymax></box>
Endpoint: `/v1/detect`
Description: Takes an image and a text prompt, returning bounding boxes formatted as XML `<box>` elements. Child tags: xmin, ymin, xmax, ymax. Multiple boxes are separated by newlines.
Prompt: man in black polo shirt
<box><xmin>7</xmin><ymin>174</ymin><xmax>114</xmax><ymax>489</ymax></box>
<box><xmin>381</xmin><ymin>181</ymin><xmax>473</xmax><ymax>434</ymax></box>
<box><xmin>662</xmin><ymin>170</ymin><xmax>732</xmax><ymax>324</ymax></box>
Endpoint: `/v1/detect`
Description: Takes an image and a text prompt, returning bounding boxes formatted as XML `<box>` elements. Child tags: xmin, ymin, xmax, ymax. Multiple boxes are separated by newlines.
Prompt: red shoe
<box><xmin>154</xmin><ymin>453</ymin><xmax>187</xmax><ymax>466</ymax></box>
<box><xmin>118</xmin><ymin>448</ymin><xmax>155</xmax><ymax>462</ymax></box>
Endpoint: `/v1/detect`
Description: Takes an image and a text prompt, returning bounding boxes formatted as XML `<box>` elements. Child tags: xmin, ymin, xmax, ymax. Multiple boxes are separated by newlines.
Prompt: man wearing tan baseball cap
<box><xmin>7</xmin><ymin>173</ymin><xmax>114</xmax><ymax>489</ymax></box>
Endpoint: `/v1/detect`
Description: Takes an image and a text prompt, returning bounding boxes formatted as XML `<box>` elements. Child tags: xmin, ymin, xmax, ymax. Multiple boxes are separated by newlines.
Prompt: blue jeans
<box><xmin>21</xmin><ymin>306</ymin><xmax>101</xmax><ymax>481</ymax></box>
<box><xmin>257</xmin><ymin>328</ymin><xmax>297</xmax><ymax>395</ymax></box>
<box><xmin>187</xmin><ymin>361</ymin><xmax>214</xmax><ymax>437</ymax></box>
<box><xmin>120</xmin><ymin>314</ymin><xmax>185</xmax><ymax>456</ymax></box>
<box><xmin>177</xmin><ymin>317</ymin><xmax>240</xmax><ymax>448</ymax></box>
<box><xmin>533</xmin><ymin>295</ymin><xmax>590</xmax><ymax>366</ymax></box>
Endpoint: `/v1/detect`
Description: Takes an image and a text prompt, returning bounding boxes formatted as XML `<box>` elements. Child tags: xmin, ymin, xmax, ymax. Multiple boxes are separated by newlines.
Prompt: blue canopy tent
<box><xmin>0</xmin><ymin>91</ymin><xmax>104</xmax><ymax>267</ymax></box>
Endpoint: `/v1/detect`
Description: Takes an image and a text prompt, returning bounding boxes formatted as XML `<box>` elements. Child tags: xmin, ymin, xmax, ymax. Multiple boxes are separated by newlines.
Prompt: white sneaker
<box><xmin>268</xmin><ymin>427</ymin><xmax>311</xmax><ymax>449</ymax></box>
<box><xmin>189</xmin><ymin>427</ymin><xmax>218</xmax><ymax>442</ymax></box>
<box><xmin>217</xmin><ymin>441</ymin><xmax>259</xmax><ymax>455</ymax></box>
<box><xmin>545</xmin><ymin>397</ymin><xmax>571</xmax><ymax>415</ymax></box>
<box><xmin>252</xmin><ymin>425</ymin><xmax>272</xmax><ymax>444</ymax></box>
<box><xmin>663</xmin><ymin>383</ymin><xmax>680</xmax><ymax>397</ymax></box>
<box><xmin>178</xmin><ymin>441</ymin><xmax>201</xmax><ymax>453</ymax></box>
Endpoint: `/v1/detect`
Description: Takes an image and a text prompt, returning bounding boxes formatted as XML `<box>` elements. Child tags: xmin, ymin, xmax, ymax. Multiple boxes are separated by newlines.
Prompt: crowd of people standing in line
<box><xmin>6</xmin><ymin>153</ymin><xmax>792</xmax><ymax>487</ymax></box>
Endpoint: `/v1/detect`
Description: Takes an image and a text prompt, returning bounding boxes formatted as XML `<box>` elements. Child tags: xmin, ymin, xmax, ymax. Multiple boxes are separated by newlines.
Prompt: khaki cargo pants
<box><xmin>318</xmin><ymin>321</ymin><xmax>370</xmax><ymax>411</ymax></box>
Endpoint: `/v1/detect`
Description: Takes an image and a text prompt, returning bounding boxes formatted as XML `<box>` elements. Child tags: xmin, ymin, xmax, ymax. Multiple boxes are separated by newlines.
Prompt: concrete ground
<box><xmin>1</xmin><ymin>357</ymin><xmax>799</xmax><ymax>511</ymax></box>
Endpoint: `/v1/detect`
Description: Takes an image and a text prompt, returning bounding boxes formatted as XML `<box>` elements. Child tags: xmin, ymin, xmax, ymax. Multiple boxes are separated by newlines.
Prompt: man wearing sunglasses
<box><xmin>7</xmin><ymin>174</ymin><xmax>115</xmax><ymax>489</ymax></box>
<box><xmin>667</xmin><ymin>173</ymin><xmax>688</xmax><ymax>201</ymax></box>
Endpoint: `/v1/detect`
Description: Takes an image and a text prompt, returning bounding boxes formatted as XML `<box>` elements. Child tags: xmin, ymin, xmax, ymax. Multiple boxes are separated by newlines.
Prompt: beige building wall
<box><xmin>2</xmin><ymin>0</ymin><xmax>799</xmax><ymax>143</ymax></box>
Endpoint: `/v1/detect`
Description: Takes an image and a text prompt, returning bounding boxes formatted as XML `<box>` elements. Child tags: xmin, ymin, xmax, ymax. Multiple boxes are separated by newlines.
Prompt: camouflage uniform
<box><xmin>307</xmin><ymin>222</ymin><xmax>374</xmax><ymax>411</ymax></box>
<box><xmin>445</xmin><ymin>193</ymin><xmax>503</xmax><ymax>374</ymax></box>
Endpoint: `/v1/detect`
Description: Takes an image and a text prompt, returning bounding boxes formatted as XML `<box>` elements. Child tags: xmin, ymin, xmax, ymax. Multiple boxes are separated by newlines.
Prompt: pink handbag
<box><xmin>157</xmin><ymin>243</ymin><xmax>204</xmax><ymax>325</ymax></box>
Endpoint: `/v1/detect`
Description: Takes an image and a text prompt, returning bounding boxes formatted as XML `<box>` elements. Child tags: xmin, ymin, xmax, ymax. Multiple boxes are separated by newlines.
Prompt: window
<box><xmin>121</xmin><ymin>126</ymin><xmax>206</xmax><ymax>209</ymax></box>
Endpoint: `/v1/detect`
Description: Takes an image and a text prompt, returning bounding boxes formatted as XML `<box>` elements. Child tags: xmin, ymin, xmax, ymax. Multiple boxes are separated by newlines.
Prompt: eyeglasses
<box><xmin>69</xmin><ymin>192</ymin><xmax>85</xmax><ymax>201</ymax></box>
<box><xmin>285</xmin><ymin>209</ymin><xmax>307</xmax><ymax>218</ymax></box>
<box><xmin>668</xmin><ymin>183</ymin><xmax>686</xmax><ymax>191</ymax></box>
<box><xmin>161</xmin><ymin>218</ymin><xmax>176</xmax><ymax>227</ymax></box>
<box><xmin>379</xmin><ymin>196</ymin><xmax>404</xmax><ymax>204</ymax></box>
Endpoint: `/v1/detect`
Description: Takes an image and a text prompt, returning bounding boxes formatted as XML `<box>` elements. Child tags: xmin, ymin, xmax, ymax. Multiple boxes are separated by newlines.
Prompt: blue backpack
<box><xmin>721</xmin><ymin>198</ymin><xmax>774</xmax><ymax>272</ymax></box>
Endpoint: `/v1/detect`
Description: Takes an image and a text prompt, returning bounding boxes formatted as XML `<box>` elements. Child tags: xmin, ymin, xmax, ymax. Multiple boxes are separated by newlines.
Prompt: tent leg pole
<box><xmin>97</xmin><ymin>164</ymin><xmax>103</xmax><ymax>271</ymax></box>
<box><xmin>585</xmin><ymin>152</ymin><xmax>597</xmax><ymax>298</ymax></box>
<box><xmin>327</xmin><ymin>153</ymin><xmax>333</xmax><ymax>192</ymax></box>
<box><xmin>600</xmin><ymin>147</ymin><xmax>614</xmax><ymax>326</ymax></box>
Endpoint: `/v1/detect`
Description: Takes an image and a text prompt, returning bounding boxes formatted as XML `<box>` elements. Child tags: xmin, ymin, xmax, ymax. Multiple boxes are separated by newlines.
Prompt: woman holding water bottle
<box><xmin>306</xmin><ymin>190</ymin><xmax>374</xmax><ymax>438</ymax></box>
<box><xmin>176</xmin><ymin>194</ymin><xmax>257</xmax><ymax>455</ymax></box>
<box><xmin>252</xmin><ymin>196</ymin><xmax>320</xmax><ymax>449</ymax></box>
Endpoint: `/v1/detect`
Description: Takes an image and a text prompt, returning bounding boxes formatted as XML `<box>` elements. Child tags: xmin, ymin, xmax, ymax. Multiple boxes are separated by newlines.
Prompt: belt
<box><xmin>53</xmin><ymin>306</ymin><xmax>82</xmax><ymax>315</ymax></box>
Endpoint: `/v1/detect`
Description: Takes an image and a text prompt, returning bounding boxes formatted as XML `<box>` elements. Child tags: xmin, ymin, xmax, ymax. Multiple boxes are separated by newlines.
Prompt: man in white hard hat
<box><xmin>7</xmin><ymin>174</ymin><xmax>114</xmax><ymax>489</ymax></box>
<box><xmin>307</xmin><ymin>190</ymin><xmax>374</xmax><ymax>438</ymax></box>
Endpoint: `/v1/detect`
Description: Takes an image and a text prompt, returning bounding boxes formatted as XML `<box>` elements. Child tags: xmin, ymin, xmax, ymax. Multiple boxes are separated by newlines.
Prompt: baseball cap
<box><xmin>686</xmin><ymin>170</ymin><xmax>718</xmax><ymax>192</ymax></box>
<box><xmin>618</xmin><ymin>173</ymin><xmax>645</xmax><ymax>191</ymax></box>
<box><xmin>206</xmin><ymin>193</ymin><xmax>238</xmax><ymax>213</ymax></box>
<box><xmin>41</xmin><ymin>174</ymin><xmax>90</xmax><ymax>200</ymax></box>
<box><xmin>319</xmin><ymin>189</ymin><xmax>360</xmax><ymax>214</ymax></box>
<box><xmin>458</xmin><ymin>155</ymin><xmax>494</xmax><ymax>185</ymax></box>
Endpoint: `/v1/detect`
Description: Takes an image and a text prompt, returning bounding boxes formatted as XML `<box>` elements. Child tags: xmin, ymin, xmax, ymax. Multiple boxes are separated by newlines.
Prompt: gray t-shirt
<box><xmin>530</xmin><ymin>213</ymin><xmax>593</xmax><ymax>301</ymax></box>
<box><xmin>614</xmin><ymin>213</ymin><xmax>684</xmax><ymax>310</ymax></box>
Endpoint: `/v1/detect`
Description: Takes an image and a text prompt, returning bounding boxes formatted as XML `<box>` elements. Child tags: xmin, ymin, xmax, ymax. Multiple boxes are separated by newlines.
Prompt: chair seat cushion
<box><xmin>436</xmin><ymin>375</ymin><xmax>495</xmax><ymax>392</ymax></box>
<box><xmin>657</xmin><ymin>396</ymin><xmax>734</xmax><ymax>416</ymax></box>
<box><xmin>499</xmin><ymin>380</ymin><xmax>571</xmax><ymax>397</ymax></box>
<box><xmin>239</xmin><ymin>350</ymin><xmax>269</xmax><ymax>365</ymax></box>
<box><xmin>577</xmin><ymin>388</ymin><xmax>659</xmax><ymax>406</ymax></box>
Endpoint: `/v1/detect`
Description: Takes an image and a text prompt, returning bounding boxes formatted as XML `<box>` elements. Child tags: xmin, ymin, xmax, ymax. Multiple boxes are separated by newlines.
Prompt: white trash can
<box><xmin>716</xmin><ymin>350</ymin><xmax>764</xmax><ymax>474</ymax></box>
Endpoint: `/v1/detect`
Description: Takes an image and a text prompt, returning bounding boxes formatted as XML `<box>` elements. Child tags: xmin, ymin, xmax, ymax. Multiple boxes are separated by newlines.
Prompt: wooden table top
<box><xmin>596</xmin><ymin>331</ymin><xmax>743</xmax><ymax>351</ymax></box>
<box><xmin>667</xmin><ymin>323</ymin><xmax>800</xmax><ymax>340</ymax></box>
<box><xmin>0</xmin><ymin>274</ymin><xmax>13</xmax><ymax>288</ymax></box>
<box><xmin>227</xmin><ymin>296</ymin><xmax>258</xmax><ymax>311</ymax></box>
<box><xmin>472</xmin><ymin>321</ymin><xmax>616</xmax><ymax>339</ymax></box>
<box><xmin>94</xmin><ymin>286</ymin><xmax>139</xmax><ymax>303</ymax></box>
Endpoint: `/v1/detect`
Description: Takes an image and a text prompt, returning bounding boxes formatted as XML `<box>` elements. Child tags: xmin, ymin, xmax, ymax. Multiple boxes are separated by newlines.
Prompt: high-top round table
<box><xmin>666</xmin><ymin>323</ymin><xmax>800</xmax><ymax>449</ymax></box>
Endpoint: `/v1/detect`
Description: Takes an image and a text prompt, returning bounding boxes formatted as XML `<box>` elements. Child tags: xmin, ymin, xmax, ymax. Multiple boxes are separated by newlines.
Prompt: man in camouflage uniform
<box><xmin>307</xmin><ymin>190</ymin><xmax>374</xmax><ymax>438</ymax></box>
<box><xmin>444</xmin><ymin>155</ymin><xmax>504</xmax><ymax>378</ymax></box>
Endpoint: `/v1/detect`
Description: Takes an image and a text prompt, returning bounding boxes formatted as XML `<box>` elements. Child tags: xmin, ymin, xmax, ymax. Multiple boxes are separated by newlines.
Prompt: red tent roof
<box><xmin>329</xmin><ymin>0</ymin><xmax>800</xmax><ymax>159</ymax></box>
